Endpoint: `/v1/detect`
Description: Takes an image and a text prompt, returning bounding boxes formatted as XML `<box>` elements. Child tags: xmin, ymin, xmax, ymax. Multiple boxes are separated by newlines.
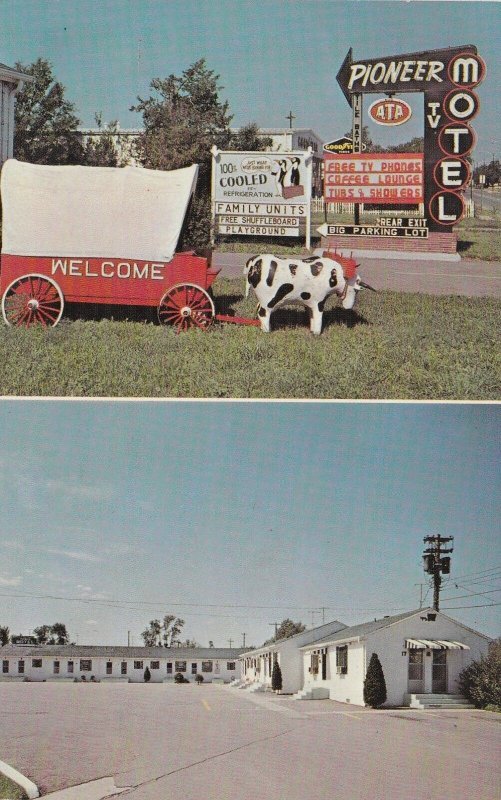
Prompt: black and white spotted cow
<box><xmin>244</xmin><ymin>253</ymin><xmax>365</xmax><ymax>334</ymax></box>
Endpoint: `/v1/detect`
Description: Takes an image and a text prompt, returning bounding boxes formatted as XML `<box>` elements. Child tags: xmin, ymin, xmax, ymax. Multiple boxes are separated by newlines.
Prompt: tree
<box><xmin>230</xmin><ymin>123</ymin><xmax>273</xmax><ymax>152</ymax></box>
<box><xmin>33</xmin><ymin>623</ymin><xmax>70</xmax><ymax>645</ymax></box>
<box><xmin>33</xmin><ymin>624</ymin><xmax>52</xmax><ymax>645</ymax></box>
<box><xmin>49</xmin><ymin>623</ymin><xmax>70</xmax><ymax>645</ymax></box>
<box><xmin>344</xmin><ymin>125</ymin><xmax>383</xmax><ymax>153</ymax></box>
<box><xmin>0</xmin><ymin>626</ymin><xmax>10</xmax><ymax>646</ymax></box>
<box><xmin>263</xmin><ymin>619</ymin><xmax>306</xmax><ymax>645</ymax></box>
<box><xmin>271</xmin><ymin>659</ymin><xmax>283</xmax><ymax>692</ymax></box>
<box><xmin>387</xmin><ymin>136</ymin><xmax>424</xmax><ymax>153</ymax></box>
<box><xmin>141</xmin><ymin>615</ymin><xmax>185</xmax><ymax>647</ymax></box>
<box><xmin>83</xmin><ymin>113</ymin><xmax>120</xmax><ymax>167</ymax></box>
<box><xmin>143</xmin><ymin>666</ymin><xmax>151</xmax><ymax>683</ymax></box>
<box><xmin>14</xmin><ymin>58</ymin><xmax>83</xmax><ymax>164</ymax></box>
<box><xmin>458</xmin><ymin>639</ymin><xmax>501</xmax><ymax>709</ymax></box>
<box><xmin>132</xmin><ymin>58</ymin><xmax>232</xmax><ymax>190</ymax></box>
<box><xmin>363</xmin><ymin>653</ymin><xmax>387</xmax><ymax>708</ymax></box>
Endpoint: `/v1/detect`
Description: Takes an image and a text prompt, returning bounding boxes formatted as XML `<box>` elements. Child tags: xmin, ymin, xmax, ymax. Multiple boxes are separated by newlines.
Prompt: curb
<box><xmin>0</xmin><ymin>759</ymin><xmax>39</xmax><ymax>799</ymax></box>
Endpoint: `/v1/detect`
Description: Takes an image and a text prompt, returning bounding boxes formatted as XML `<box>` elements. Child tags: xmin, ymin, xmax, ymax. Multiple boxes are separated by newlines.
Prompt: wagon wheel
<box><xmin>158</xmin><ymin>283</ymin><xmax>215</xmax><ymax>332</ymax></box>
<box><xmin>1</xmin><ymin>274</ymin><xmax>64</xmax><ymax>328</ymax></box>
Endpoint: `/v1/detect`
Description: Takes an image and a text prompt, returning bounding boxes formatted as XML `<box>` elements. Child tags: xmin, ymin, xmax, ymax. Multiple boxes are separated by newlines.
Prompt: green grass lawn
<box><xmin>0</xmin><ymin>774</ymin><xmax>27</xmax><ymax>800</ymax></box>
<box><xmin>0</xmin><ymin>278</ymin><xmax>499</xmax><ymax>399</ymax></box>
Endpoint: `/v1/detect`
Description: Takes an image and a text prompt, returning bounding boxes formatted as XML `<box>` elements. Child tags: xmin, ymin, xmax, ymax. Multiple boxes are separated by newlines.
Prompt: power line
<box><xmin>442</xmin><ymin>602</ymin><xmax>501</xmax><ymax>610</ymax></box>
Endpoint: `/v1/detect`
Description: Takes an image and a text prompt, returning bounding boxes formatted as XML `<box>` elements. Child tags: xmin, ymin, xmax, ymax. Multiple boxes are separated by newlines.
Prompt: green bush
<box><xmin>271</xmin><ymin>659</ymin><xmax>282</xmax><ymax>692</ymax></box>
<box><xmin>174</xmin><ymin>672</ymin><xmax>187</xmax><ymax>683</ymax></box>
<box><xmin>363</xmin><ymin>653</ymin><xmax>387</xmax><ymax>708</ymax></box>
<box><xmin>195</xmin><ymin>673</ymin><xmax>204</xmax><ymax>684</ymax></box>
<box><xmin>143</xmin><ymin>666</ymin><xmax>151</xmax><ymax>682</ymax></box>
<box><xmin>458</xmin><ymin>639</ymin><xmax>501</xmax><ymax>708</ymax></box>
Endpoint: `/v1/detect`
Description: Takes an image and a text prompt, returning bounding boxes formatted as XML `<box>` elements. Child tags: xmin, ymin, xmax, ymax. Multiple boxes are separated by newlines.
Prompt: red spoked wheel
<box><xmin>1</xmin><ymin>274</ymin><xmax>64</xmax><ymax>328</ymax></box>
<box><xmin>158</xmin><ymin>283</ymin><xmax>215</xmax><ymax>332</ymax></box>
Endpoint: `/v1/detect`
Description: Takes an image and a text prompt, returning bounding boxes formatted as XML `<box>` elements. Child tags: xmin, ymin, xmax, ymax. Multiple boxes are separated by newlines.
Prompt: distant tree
<box><xmin>387</xmin><ymin>136</ymin><xmax>424</xmax><ymax>153</ymax></box>
<box><xmin>49</xmin><ymin>623</ymin><xmax>70</xmax><ymax>645</ymax></box>
<box><xmin>141</xmin><ymin>615</ymin><xmax>186</xmax><ymax>647</ymax></box>
<box><xmin>14</xmin><ymin>58</ymin><xmax>83</xmax><ymax>164</ymax></box>
<box><xmin>230</xmin><ymin>123</ymin><xmax>273</xmax><ymax>152</ymax></box>
<box><xmin>143</xmin><ymin>666</ymin><xmax>151</xmax><ymax>682</ymax></box>
<box><xmin>344</xmin><ymin>125</ymin><xmax>383</xmax><ymax>153</ymax></box>
<box><xmin>83</xmin><ymin>113</ymin><xmax>120</xmax><ymax>167</ymax></box>
<box><xmin>363</xmin><ymin>653</ymin><xmax>387</xmax><ymax>708</ymax></box>
<box><xmin>458</xmin><ymin>639</ymin><xmax>501</xmax><ymax>709</ymax></box>
<box><xmin>271</xmin><ymin>659</ymin><xmax>283</xmax><ymax>692</ymax></box>
<box><xmin>263</xmin><ymin>619</ymin><xmax>306</xmax><ymax>646</ymax></box>
<box><xmin>33</xmin><ymin>624</ymin><xmax>52</xmax><ymax>645</ymax></box>
<box><xmin>179</xmin><ymin>639</ymin><xmax>199</xmax><ymax>648</ymax></box>
<box><xmin>0</xmin><ymin>626</ymin><xmax>10</xmax><ymax>646</ymax></box>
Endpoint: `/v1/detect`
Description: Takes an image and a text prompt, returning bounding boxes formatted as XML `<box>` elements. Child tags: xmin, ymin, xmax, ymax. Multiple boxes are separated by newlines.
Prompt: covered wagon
<box><xmin>0</xmin><ymin>159</ymin><xmax>220</xmax><ymax>330</ymax></box>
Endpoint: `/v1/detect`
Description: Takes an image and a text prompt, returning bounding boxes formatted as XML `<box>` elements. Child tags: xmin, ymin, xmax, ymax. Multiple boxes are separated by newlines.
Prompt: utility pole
<box><xmin>228</xmin><ymin>638</ymin><xmax>233</xmax><ymax>648</ymax></box>
<box><xmin>242</xmin><ymin>633</ymin><xmax>246</xmax><ymax>648</ymax></box>
<box><xmin>422</xmin><ymin>535</ymin><xmax>454</xmax><ymax>611</ymax></box>
<box><xmin>269</xmin><ymin>622</ymin><xmax>279</xmax><ymax>639</ymax></box>
<box><xmin>414</xmin><ymin>583</ymin><xmax>427</xmax><ymax>608</ymax></box>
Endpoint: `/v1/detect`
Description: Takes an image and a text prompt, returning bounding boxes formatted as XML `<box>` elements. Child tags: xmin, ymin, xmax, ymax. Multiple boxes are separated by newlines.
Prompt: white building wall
<box><xmin>0</xmin><ymin>81</ymin><xmax>16</xmax><ymax>165</ymax></box>
<box><xmin>1</xmin><ymin>653</ymin><xmax>241</xmax><ymax>683</ymax></box>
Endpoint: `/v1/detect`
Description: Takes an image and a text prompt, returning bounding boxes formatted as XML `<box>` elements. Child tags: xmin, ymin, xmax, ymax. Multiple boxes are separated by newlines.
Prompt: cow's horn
<box><xmin>358</xmin><ymin>280</ymin><xmax>377</xmax><ymax>292</ymax></box>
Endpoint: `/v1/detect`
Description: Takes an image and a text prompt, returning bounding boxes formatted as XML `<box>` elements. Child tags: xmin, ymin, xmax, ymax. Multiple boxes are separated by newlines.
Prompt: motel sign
<box><xmin>335</xmin><ymin>45</ymin><xmax>486</xmax><ymax>234</ymax></box>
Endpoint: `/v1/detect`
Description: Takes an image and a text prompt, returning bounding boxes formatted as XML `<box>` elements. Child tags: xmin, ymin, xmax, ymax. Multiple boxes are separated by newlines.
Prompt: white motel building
<box><xmin>0</xmin><ymin>609</ymin><xmax>491</xmax><ymax>708</ymax></box>
<box><xmin>0</xmin><ymin>645</ymin><xmax>245</xmax><ymax>684</ymax></box>
<box><xmin>239</xmin><ymin>608</ymin><xmax>491</xmax><ymax>708</ymax></box>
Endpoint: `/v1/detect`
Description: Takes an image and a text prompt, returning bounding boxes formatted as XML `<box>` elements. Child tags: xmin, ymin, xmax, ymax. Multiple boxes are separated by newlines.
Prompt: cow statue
<box><xmin>244</xmin><ymin>251</ymin><xmax>374</xmax><ymax>334</ymax></box>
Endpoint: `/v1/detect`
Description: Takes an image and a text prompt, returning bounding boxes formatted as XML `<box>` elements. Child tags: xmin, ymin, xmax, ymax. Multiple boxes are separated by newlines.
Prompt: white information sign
<box><xmin>211</xmin><ymin>148</ymin><xmax>312</xmax><ymax>245</ymax></box>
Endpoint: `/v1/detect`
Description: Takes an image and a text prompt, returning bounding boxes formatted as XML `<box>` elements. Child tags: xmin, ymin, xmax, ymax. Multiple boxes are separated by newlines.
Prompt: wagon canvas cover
<box><xmin>1</xmin><ymin>159</ymin><xmax>199</xmax><ymax>262</ymax></box>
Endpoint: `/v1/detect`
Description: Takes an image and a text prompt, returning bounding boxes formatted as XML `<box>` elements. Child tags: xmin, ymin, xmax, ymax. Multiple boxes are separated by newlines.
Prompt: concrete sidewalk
<box><xmin>213</xmin><ymin>251</ymin><xmax>501</xmax><ymax>298</ymax></box>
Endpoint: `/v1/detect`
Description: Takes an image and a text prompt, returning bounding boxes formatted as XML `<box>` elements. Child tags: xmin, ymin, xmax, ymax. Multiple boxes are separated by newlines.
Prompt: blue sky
<box><xmin>1</xmin><ymin>0</ymin><xmax>500</xmax><ymax>163</ymax></box>
<box><xmin>0</xmin><ymin>400</ymin><xmax>499</xmax><ymax>647</ymax></box>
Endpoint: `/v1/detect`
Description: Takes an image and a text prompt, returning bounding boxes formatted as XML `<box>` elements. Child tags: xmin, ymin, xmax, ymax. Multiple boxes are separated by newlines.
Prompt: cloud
<box><xmin>1</xmin><ymin>540</ymin><xmax>25</xmax><ymax>550</ymax></box>
<box><xmin>0</xmin><ymin>575</ymin><xmax>22</xmax><ymax>586</ymax></box>
<box><xmin>45</xmin><ymin>547</ymin><xmax>101</xmax><ymax>563</ymax></box>
<box><xmin>44</xmin><ymin>479</ymin><xmax>114</xmax><ymax>501</ymax></box>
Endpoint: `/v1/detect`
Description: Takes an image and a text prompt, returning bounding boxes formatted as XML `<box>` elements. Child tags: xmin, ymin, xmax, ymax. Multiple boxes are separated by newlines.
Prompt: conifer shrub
<box><xmin>174</xmin><ymin>672</ymin><xmax>187</xmax><ymax>683</ymax></box>
<box><xmin>363</xmin><ymin>653</ymin><xmax>387</xmax><ymax>708</ymax></box>
<box><xmin>271</xmin><ymin>659</ymin><xmax>283</xmax><ymax>692</ymax></box>
<box><xmin>143</xmin><ymin>666</ymin><xmax>151</xmax><ymax>683</ymax></box>
<box><xmin>195</xmin><ymin>673</ymin><xmax>204</xmax><ymax>684</ymax></box>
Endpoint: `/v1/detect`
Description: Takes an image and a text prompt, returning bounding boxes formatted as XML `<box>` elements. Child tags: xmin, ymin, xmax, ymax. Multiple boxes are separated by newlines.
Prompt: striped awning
<box><xmin>405</xmin><ymin>639</ymin><xmax>470</xmax><ymax>650</ymax></box>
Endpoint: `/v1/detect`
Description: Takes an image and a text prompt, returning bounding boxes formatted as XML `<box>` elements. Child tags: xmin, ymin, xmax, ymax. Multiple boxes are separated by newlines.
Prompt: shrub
<box><xmin>143</xmin><ymin>666</ymin><xmax>151</xmax><ymax>683</ymax></box>
<box><xmin>271</xmin><ymin>660</ymin><xmax>283</xmax><ymax>692</ymax></box>
<box><xmin>174</xmin><ymin>672</ymin><xmax>186</xmax><ymax>683</ymax></box>
<box><xmin>195</xmin><ymin>674</ymin><xmax>204</xmax><ymax>684</ymax></box>
<box><xmin>458</xmin><ymin>639</ymin><xmax>501</xmax><ymax>708</ymax></box>
<box><xmin>363</xmin><ymin>653</ymin><xmax>387</xmax><ymax>708</ymax></box>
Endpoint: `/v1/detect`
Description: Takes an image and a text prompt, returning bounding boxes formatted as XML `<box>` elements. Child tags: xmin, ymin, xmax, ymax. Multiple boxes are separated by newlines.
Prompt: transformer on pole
<box><xmin>422</xmin><ymin>535</ymin><xmax>454</xmax><ymax>611</ymax></box>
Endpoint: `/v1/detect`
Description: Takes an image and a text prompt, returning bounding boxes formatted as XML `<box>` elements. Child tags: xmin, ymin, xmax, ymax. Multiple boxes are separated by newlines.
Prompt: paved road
<box><xmin>0</xmin><ymin>683</ymin><xmax>499</xmax><ymax>799</ymax></box>
<box><xmin>213</xmin><ymin>251</ymin><xmax>501</xmax><ymax>298</ymax></box>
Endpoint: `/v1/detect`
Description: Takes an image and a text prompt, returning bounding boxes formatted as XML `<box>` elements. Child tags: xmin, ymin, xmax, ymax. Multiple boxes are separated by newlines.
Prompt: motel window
<box><xmin>18</xmin><ymin>660</ymin><xmax>24</xmax><ymax>674</ymax></box>
<box><xmin>80</xmin><ymin>659</ymin><xmax>92</xmax><ymax>672</ymax></box>
<box><xmin>150</xmin><ymin>661</ymin><xmax>160</xmax><ymax>670</ymax></box>
<box><xmin>408</xmin><ymin>650</ymin><xmax>424</xmax><ymax>680</ymax></box>
<box><xmin>202</xmin><ymin>661</ymin><xmax>213</xmax><ymax>673</ymax></box>
<box><xmin>2</xmin><ymin>660</ymin><xmax>8</xmax><ymax>674</ymax></box>
<box><xmin>227</xmin><ymin>662</ymin><xmax>236</xmax><ymax>671</ymax></box>
<box><xmin>32</xmin><ymin>659</ymin><xmax>42</xmax><ymax>668</ymax></box>
<box><xmin>106</xmin><ymin>662</ymin><xmax>113</xmax><ymax>675</ymax></box>
<box><xmin>121</xmin><ymin>662</ymin><xmax>127</xmax><ymax>675</ymax></box>
<box><xmin>191</xmin><ymin>663</ymin><xmax>197</xmax><ymax>674</ymax></box>
<box><xmin>166</xmin><ymin>662</ymin><xmax>173</xmax><ymax>674</ymax></box>
<box><xmin>310</xmin><ymin>654</ymin><xmax>319</xmax><ymax>674</ymax></box>
<box><xmin>134</xmin><ymin>661</ymin><xmax>143</xmax><ymax>670</ymax></box>
<box><xmin>53</xmin><ymin>661</ymin><xmax>60</xmax><ymax>674</ymax></box>
<box><xmin>67</xmin><ymin>661</ymin><xmax>74</xmax><ymax>674</ymax></box>
<box><xmin>175</xmin><ymin>661</ymin><xmax>186</xmax><ymax>673</ymax></box>
<box><xmin>336</xmin><ymin>646</ymin><xmax>348</xmax><ymax>674</ymax></box>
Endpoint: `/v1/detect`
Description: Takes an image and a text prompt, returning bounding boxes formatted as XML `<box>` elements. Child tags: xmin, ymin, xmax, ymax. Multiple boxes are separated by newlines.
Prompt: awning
<box><xmin>405</xmin><ymin>639</ymin><xmax>470</xmax><ymax>650</ymax></box>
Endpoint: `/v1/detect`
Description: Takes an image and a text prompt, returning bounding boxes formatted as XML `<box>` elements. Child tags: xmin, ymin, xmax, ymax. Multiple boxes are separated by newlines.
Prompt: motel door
<box><xmin>432</xmin><ymin>650</ymin><xmax>447</xmax><ymax>693</ymax></box>
<box><xmin>322</xmin><ymin>652</ymin><xmax>327</xmax><ymax>680</ymax></box>
<box><xmin>407</xmin><ymin>651</ymin><xmax>424</xmax><ymax>693</ymax></box>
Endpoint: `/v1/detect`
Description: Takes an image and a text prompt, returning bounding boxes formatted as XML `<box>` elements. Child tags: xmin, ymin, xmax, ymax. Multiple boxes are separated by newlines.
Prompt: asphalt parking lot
<box><xmin>0</xmin><ymin>683</ymin><xmax>499</xmax><ymax>799</ymax></box>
